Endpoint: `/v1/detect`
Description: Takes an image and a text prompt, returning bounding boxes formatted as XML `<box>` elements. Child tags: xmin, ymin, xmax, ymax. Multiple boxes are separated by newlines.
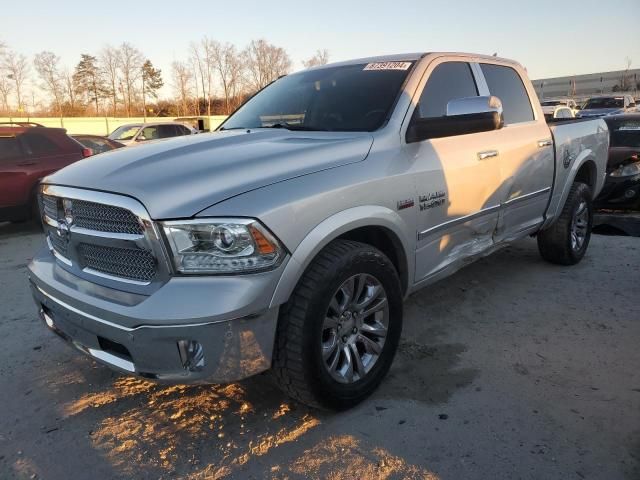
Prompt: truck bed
<box><xmin>543</xmin><ymin>118</ymin><xmax>609</xmax><ymax>228</ymax></box>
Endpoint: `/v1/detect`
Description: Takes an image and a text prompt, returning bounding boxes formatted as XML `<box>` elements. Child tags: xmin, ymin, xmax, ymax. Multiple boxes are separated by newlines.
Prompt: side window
<box><xmin>20</xmin><ymin>133</ymin><xmax>59</xmax><ymax>156</ymax></box>
<box><xmin>158</xmin><ymin>124</ymin><xmax>179</xmax><ymax>138</ymax></box>
<box><xmin>138</xmin><ymin>126</ymin><xmax>159</xmax><ymax>141</ymax></box>
<box><xmin>480</xmin><ymin>64</ymin><xmax>534</xmax><ymax>124</ymax></box>
<box><xmin>177</xmin><ymin>125</ymin><xmax>191</xmax><ymax>135</ymax></box>
<box><xmin>416</xmin><ymin>62</ymin><xmax>478</xmax><ymax>119</ymax></box>
<box><xmin>0</xmin><ymin>136</ymin><xmax>23</xmax><ymax>161</ymax></box>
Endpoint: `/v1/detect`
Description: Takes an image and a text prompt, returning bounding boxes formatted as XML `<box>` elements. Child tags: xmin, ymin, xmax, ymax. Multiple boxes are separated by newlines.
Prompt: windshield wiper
<box><xmin>264</xmin><ymin>122</ymin><xmax>328</xmax><ymax>131</ymax></box>
<box><xmin>219</xmin><ymin>126</ymin><xmax>250</xmax><ymax>131</ymax></box>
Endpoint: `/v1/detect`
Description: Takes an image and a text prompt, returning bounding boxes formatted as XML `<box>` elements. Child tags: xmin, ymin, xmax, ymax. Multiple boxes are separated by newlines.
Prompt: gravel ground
<box><xmin>0</xmin><ymin>221</ymin><xmax>638</xmax><ymax>480</ymax></box>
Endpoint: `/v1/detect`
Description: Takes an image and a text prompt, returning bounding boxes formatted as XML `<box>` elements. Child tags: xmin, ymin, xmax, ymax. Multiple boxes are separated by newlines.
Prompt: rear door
<box><xmin>407</xmin><ymin>59</ymin><xmax>503</xmax><ymax>281</ymax></box>
<box><xmin>476</xmin><ymin>62</ymin><xmax>554</xmax><ymax>241</ymax></box>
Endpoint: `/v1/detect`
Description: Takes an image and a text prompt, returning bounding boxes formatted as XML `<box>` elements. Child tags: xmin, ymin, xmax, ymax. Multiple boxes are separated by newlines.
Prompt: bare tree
<box><xmin>33</xmin><ymin>51</ymin><xmax>65</xmax><ymax>116</ymax></box>
<box><xmin>211</xmin><ymin>41</ymin><xmax>244</xmax><ymax>114</ymax></box>
<box><xmin>3</xmin><ymin>50</ymin><xmax>30</xmax><ymax>112</ymax></box>
<box><xmin>303</xmin><ymin>49</ymin><xmax>329</xmax><ymax>68</ymax></box>
<box><xmin>118</xmin><ymin>42</ymin><xmax>144</xmax><ymax>117</ymax></box>
<box><xmin>622</xmin><ymin>56</ymin><xmax>633</xmax><ymax>91</ymax></box>
<box><xmin>63</xmin><ymin>69</ymin><xmax>77</xmax><ymax>113</ymax></box>
<box><xmin>0</xmin><ymin>77</ymin><xmax>11</xmax><ymax>112</ymax></box>
<box><xmin>100</xmin><ymin>46</ymin><xmax>120</xmax><ymax>115</ymax></box>
<box><xmin>171</xmin><ymin>61</ymin><xmax>192</xmax><ymax>116</ymax></box>
<box><xmin>190</xmin><ymin>38</ymin><xmax>214</xmax><ymax>116</ymax></box>
<box><xmin>243</xmin><ymin>39</ymin><xmax>292</xmax><ymax>92</ymax></box>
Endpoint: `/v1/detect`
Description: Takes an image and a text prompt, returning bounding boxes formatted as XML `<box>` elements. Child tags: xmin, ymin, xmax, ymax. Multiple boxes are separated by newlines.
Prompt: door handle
<box><xmin>477</xmin><ymin>150</ymin><xmax>499</xmax><ymax>160</ymax></box>
<box><xmin>537</xmin><ymin>139</ymin><xmax>552</xmax><ymax>148</ymax></box>
<box><xmin>17</xmin><ymin>162</ymin><xmax>37</xmax><ymax>166</ymax></box>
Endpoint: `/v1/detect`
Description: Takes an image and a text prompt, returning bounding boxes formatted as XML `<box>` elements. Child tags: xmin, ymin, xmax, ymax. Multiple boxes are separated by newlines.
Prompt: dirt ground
<box><xmin>0</xmin><ymin>221</ymin><xmax>638</xmax><ymax>480</ymax></box>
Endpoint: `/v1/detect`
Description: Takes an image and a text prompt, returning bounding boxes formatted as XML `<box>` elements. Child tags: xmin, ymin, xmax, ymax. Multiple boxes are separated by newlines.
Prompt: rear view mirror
<box><xmin>407</xmin><ymin>95</ymin><xmax>504</xmax><ymax>143</ymax></box>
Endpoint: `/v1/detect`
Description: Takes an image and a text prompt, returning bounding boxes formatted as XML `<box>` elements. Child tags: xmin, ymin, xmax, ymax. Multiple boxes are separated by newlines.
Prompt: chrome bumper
<box><xmin>28</xmin><ymin>247</ymin><xmax>285</xmax><ymax>383</ymax></box>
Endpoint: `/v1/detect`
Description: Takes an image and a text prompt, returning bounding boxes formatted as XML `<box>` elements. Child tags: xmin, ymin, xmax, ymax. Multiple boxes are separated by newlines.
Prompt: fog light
<box><xmin>41</xmin><ymin>309</ymin><xmax>54</xmax><ymax>328</ymax></box>
<box><xmin>625</xmin><ymin>189</ymin><xmax>636</xmax><ymax>198</ymax></box>
<box><xmin>177</xmin><ymin>340</ymin><xmax>205</xmax><ymax>372</ymax></box>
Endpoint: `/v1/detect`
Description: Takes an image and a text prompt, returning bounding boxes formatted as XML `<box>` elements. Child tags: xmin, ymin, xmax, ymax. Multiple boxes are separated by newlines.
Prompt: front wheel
<box><xmin>273</xmin><ymin>240</ymin><xmax>403</xmax><ymax>410</ymax></box>
<box><xmin>537</xmin><ymin>181</ymin><xmax>593</xmax><ymax>265</ymax></box>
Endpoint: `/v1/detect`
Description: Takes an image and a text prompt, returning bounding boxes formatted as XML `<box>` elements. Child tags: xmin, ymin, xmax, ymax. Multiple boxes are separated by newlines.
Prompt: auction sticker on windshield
<box><xmin>363</xmin><ymin>62</ymin><xmax>412</xmax><ymax>71</ymax></box>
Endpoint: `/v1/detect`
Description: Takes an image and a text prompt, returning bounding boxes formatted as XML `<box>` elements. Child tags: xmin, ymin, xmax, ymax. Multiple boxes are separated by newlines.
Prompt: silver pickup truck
<box><xmin>28</xmin><ymin>53</ymin><xmax>608</xmax><ymax>409</ymax></box>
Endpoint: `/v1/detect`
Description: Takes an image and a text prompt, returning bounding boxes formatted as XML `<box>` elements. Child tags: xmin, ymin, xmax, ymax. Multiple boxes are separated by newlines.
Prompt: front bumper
<box><xmin>28</xmin><ymin>247</ymin><xmax>286</xmax><ymax>383</ymax></box>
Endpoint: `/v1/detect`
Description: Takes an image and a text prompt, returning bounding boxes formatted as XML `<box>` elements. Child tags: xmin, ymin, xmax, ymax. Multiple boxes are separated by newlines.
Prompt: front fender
<box><xmin>269</xmin><ymin>205</ymin><xmax>414</xmax><ymax>308</ymax></box>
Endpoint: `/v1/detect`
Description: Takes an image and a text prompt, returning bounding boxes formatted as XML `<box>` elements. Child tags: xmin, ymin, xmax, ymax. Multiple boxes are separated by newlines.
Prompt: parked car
<box><xmin>540</xmin><ymin>98</ymin><xmax>579</xmax><ymax>116</ymax></box>
<box><xmin>72</xmin><ymin>134</ymin><xmax>124</xmax><ymax>155</ymax></box>
<box><xmin>576</xmin><ymin>95</ymin><xmax>637</xmax><ymax>118</ymax></box>
<box><xmin>0</xmin><ymin>124</ymin><xmax>91</xmax><ymax>222</ymax></box>
<box><xmin>29</xmin><ymin>52</ymin><xmax>608</xmax><ymax>410</ymax></box>
<box><xmin>107</xmin><ymin>122</ymin><xmax>197</xmax><ymax>146</ymax></box>
<box><xmin>595</xmin><ymin>113</ymin><xmax>640</xmax><ymax>210</ymax></box>
<box><xmin>544</xmin><ymin>105</ymin><xmax>576</xmax><ymax>122</ymax></box>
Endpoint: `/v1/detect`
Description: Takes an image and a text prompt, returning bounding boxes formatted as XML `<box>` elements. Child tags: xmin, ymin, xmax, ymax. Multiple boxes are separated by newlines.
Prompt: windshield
<box><xmin>583</xmin><ymin>97</ymin><xmax>624</xmax><ymax>109</ymax></box>
<box><xmin>220</xmin><ymin>62</ymin><xmax>414</xmax><ymax>132</ymax></box>
<box><xmin>109</xmin><ymin>124</ymin><xmax>142</xmax><ymax>140</ymax></box>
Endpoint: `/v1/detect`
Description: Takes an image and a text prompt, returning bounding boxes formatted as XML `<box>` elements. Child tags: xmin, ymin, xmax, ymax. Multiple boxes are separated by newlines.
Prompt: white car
<box><xmin>540</xmin><ymin>99</ymin><xmax>579</xmax><ymax>116</ymax></box>
<box><xmin>108</xmin><ymin>122</ymin><xmax>197</xmax><ymax>146</ymax></box>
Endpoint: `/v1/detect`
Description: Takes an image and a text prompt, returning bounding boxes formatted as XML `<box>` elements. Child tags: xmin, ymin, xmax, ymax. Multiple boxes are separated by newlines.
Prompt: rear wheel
<box><xmin>537</xmin><ymin>181</ymin><xmax>593</xmax><ymax>265</ymax></box>
<box><xmin>273</xmin><ymin>240</ymin><xmax>403</xmax><ymax>410</ymax></box>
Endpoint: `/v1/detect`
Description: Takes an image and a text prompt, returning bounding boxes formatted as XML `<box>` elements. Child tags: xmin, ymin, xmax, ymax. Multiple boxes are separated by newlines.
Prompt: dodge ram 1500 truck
<box><xmin>28</xmin><ymin>53</ymin><xmax>608</xmax><ymax>409</ymax></box>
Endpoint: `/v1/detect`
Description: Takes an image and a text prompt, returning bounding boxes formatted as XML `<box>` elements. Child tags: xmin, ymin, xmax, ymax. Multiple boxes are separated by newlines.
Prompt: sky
<box><xmin>2</xmin><ymin>0</ymin><xmax>639</xmax><ymax>99</ymax></box>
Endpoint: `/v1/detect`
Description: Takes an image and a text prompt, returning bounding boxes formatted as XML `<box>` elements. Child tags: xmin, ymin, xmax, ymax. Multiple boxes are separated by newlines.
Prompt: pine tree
<box><xmin>73</xmin><ymin>54</ymin><xmax>104</xmax><ymax>114</ymax></box>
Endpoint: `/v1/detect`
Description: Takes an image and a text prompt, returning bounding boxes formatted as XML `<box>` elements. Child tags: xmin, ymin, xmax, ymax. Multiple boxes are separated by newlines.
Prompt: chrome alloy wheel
<box><xmin>321</xmin><ymin>273</ymin><xmax>389</xmax><ymax>384</ymax></box>
<box><xmin>570</xmin><ymin>200</ymin><xmax>589</xmax><ymax>251</ymax></box>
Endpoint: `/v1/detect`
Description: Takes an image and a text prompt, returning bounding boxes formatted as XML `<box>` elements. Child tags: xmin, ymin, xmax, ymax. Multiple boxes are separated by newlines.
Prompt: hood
<box><xmin>47</xmin><ymin>130</ymin><xmax>374</xmax><ymax>219</ymax></box>
<box><xmin>578</xmin><ymin>108</ymin><xmax>623</xmax><ymax>117</ymax></box>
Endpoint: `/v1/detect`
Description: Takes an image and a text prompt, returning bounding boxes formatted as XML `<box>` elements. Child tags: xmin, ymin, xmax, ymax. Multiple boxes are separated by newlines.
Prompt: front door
<box><xmin>405</xmin><ymin>59</ymin><xmax>503</xmax><ymax>282</ymax></box>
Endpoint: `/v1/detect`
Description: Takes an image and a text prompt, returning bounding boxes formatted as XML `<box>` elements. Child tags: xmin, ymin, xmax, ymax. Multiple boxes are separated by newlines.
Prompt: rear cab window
<box><xmin>480</xmin><ymin>63</ymin><xmax>534</xmax><ymax>124</ymax></box>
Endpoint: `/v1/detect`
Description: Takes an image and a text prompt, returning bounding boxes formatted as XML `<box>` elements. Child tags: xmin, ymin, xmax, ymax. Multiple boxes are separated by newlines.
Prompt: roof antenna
<box><xmin>492</xmin><ymin>52</ymin><xmax>498</xmax><ymax>57</ymax></box>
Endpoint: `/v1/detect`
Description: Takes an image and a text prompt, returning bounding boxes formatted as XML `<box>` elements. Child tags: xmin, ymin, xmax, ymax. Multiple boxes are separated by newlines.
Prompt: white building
<box><xmin>533</xmin><ymin>69</ymin><xmax>640</xmax><ymax>100</ymax></box>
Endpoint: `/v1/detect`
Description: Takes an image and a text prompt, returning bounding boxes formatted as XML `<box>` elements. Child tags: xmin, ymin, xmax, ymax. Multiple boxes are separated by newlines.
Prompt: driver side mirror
<box><xmin>406</xmin><ymin>95</ymin><xmax>504</xmax><ymax>143</ymax></box>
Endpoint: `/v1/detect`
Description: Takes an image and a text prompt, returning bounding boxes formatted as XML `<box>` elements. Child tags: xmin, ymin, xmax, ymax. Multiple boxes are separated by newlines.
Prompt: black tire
<box><xmin>537</xmin><ymin>181</ymin><xmax>593</xmax><ymax>265</ymax></box>
<box><xmin>273</xmin><ymin>240</ymin><xmax>403</xmax><ymax>410</ymax></box>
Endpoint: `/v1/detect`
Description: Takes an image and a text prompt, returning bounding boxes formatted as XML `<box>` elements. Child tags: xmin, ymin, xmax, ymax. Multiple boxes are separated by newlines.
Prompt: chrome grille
<box><xmin>78</xmin><ymin>243</ymin><xmax>156</xmax><ymax>283</ymax></box>
<box><xmin>71</xmin><ymin>200</ymin><xmax>144</xmax><ymax>235</ymax></box>
<box><xmin>41</xmin><ymin>187</ymin><xmax>164</xmax><ymax>287</ymax></box>
<box><xmin>49</xmin><ymin>232</ymin><xmax>68</xmax><ymax>257</ymax></box>
<box><xmin>42</xmin><ymin>194</ymin><xmax>59</xmax><ymax>220</ymax></box>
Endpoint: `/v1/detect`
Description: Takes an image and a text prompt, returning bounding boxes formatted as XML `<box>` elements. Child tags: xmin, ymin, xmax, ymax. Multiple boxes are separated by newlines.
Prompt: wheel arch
<box><xmin>542</xmin><ymin>152</ymin><xmax>603</xmax><ymax>230</ymax></box>
<box><xmin>270</xmin><ymin>206</ymin><xmax>413</xmax><ymax>308</ymax></box>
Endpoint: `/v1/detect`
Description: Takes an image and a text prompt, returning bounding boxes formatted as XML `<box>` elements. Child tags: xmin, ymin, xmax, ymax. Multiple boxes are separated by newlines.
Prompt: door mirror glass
<box><xmin>407</xmin><ymin>95</ymin><xmax>504</xmax><ymax>142</ymax></box>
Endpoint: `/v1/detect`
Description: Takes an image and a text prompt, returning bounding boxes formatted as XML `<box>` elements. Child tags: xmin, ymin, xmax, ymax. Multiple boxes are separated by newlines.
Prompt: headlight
<box><xmin>162</xmin><ymin>219</ymin><xmax>284</xmax><ymax>274</ymax></box>
<box><xmin>610</xmin><ymin>161</ymin><xmax>640</xmax><ymax>177</ymax></box>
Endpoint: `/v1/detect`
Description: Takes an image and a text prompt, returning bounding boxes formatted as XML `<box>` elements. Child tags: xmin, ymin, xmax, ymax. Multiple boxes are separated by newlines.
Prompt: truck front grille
<box><xmin>49</xmin><ymin>231</ymin><xmax>68</xmax><ymax>257</ymax></box>
<box><xmin>78</xmin><ymin>243</ymin><xmax>156</xmax><ymax>282</ymax></box>
<box><xmin>42</xmin><ymin>194</ymin><xmax>59</xmax><ymax>220</ymax></box>
<box><xmin>41</xmin><ymin>188</ymin><xmax>164</xmax><ymax>287</ymax></box>
<box><xmin>71</xmin><ymin>200</ymin><xmax>144</xmax><ymax>235</ymax></box>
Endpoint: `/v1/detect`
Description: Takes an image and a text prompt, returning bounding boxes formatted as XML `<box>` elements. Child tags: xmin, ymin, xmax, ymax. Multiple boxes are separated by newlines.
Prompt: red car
<box><xmin>0</xmin><ymin>123</ymin><xmax>92</xmax><ymax>222</ymax></box>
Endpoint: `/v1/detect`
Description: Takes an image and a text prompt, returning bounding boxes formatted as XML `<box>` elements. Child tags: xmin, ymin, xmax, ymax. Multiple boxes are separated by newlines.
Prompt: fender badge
<box><xmin>397</xmin><ymin>199</ymin><xmax>415</xmax><ymax>211</ymax></box>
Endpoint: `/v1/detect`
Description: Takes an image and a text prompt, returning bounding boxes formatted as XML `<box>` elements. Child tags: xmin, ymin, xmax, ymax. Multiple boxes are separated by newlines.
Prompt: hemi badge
<box><xmin>397</xmin><ymin>199</ymin><xmax>415</xmax><ymax>211</ymax></box>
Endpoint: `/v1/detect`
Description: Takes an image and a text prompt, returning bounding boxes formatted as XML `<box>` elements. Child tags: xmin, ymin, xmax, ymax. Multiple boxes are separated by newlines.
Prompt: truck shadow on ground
<box><xmin>50</xmin><ymin>363</ymin><xmax>439</xmax><ymax>479</ymax></box>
